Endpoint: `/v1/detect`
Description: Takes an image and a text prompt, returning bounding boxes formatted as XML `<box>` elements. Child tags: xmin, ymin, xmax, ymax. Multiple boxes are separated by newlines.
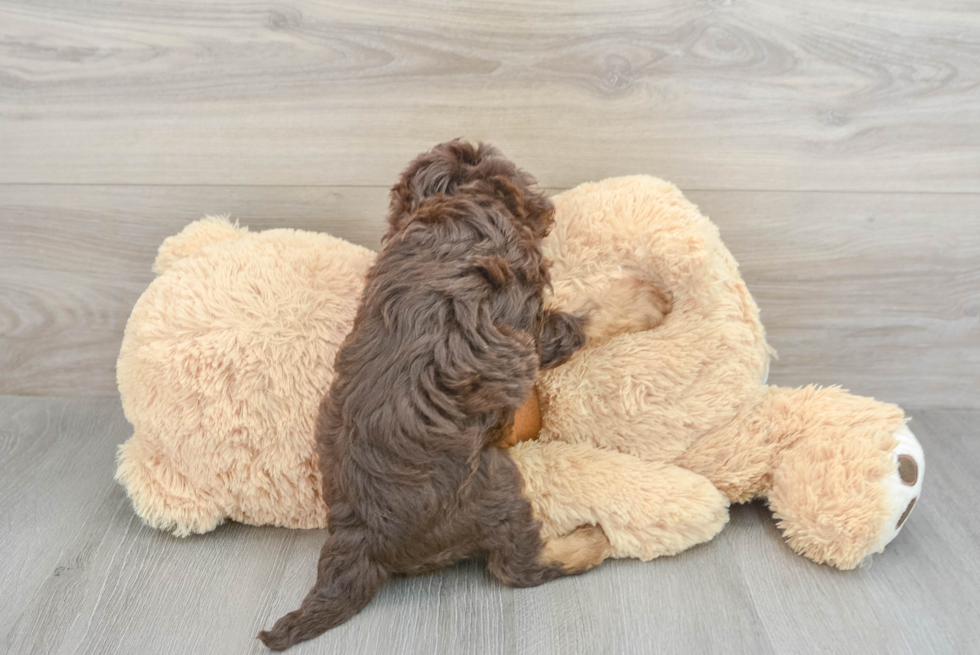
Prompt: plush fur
<box><xmin>116</xmin><ymin>218</ymin><xmax>372</xmax><ymax>535</ymax></box>
<box><xmin>514</xmin><ymin>178</ymin><xmax>920</xmax><ymax>570</ymax></box>
<box><xmin>116</xmin><ymin>175</ymin><xmax>924</xmax><ymax>592</ymax></box>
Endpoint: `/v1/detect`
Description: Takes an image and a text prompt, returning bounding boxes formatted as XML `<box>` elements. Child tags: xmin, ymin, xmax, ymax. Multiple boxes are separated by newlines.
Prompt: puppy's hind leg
<box><xmin>538</xmin><ymin>524</ymin><xmax>612</xmax><ymax>572</ymax></box>
<box><xmin>258</xmin><ymin>530</ymin><xmax>388</xmax><ymax>651</ymax></box>
<box><xmin>481</xmin><ymin>456</ymin><xmax>610</xmax><ymax>587</ymax></box>
<box><xmin>488</xmin><ymin>520</ymin><xmax>611</xmax><ymax>589</ymax></box>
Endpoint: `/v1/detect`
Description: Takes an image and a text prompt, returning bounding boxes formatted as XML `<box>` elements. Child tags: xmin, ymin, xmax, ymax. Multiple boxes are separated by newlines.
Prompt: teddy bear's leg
<box><xmin>509</xmin><ymin>441</ymin><xmax>730</xmax><ymax>562</ymax></box>
<box><xmin>763</xmin><ymin>387</ymin><xmax>923</xmax><ymax>569</ymax></box>
<box><xmin>675</xmin><ymin>386</ymin><xmax>924</xmax><ymax>569</ymax></box>
<box><xmin>115</xmin><ymin>435</ymin><xmax>227</xmax><ymax>537</ymax></box>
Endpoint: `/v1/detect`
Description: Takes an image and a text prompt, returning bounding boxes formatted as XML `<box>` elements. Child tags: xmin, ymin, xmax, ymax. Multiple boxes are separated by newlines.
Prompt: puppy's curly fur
<box><xmin>258</xmin><ymin>141</ymin><xmax>605</xmax><ymax>650</ymax></box>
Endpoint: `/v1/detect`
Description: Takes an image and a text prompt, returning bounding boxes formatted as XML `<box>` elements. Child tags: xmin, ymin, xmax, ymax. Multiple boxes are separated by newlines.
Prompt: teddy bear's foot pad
<box><xmin>880</xmin><ymin>424</ymin><xmax>924</xmax><ymax>548</ymax></box>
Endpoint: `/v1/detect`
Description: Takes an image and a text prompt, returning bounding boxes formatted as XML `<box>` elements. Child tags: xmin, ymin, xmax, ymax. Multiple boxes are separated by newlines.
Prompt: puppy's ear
<box><xmin>439</xmin><ymin>323</ymin><xmax>538</xmax><ymax>414</ymax></box>
<box><xmin>386</xmin><ymin>139</ymin><xmax>495</xmax><ymax>239</ymax></box>
<box><xmin>539</xmin><ymin>309</ymin><xmax>587</xmax><ymax>370</ymax></box>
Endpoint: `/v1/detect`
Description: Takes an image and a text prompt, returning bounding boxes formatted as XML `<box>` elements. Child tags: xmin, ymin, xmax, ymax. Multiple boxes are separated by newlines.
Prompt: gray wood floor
<box><xmin>1</xmin><ymin>395</ymin><xmax>978</xmax><ymax>655</ymax></box>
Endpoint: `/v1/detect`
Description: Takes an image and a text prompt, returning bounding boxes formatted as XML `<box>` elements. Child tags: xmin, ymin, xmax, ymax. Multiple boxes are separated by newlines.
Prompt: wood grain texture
<box><xmin>692</xmin><ymin>190</ymin><xmax>980</xmax><ymax>410</ymax></box>
<box><xmin>2</xmin><ymin>184</ymin><xmax>977</xmax><ymax>407</ymax></box>
<box><xmin>2</xmin><ymin>396</ymin><xmax>978</xmax><ymax>654</ymax></box>
<box><xmin>0</xmin><ymin>396</ymin><xmax>133</xmax><ymax>635</ymax></box>
<box><xmin>1</xmin><ymin>0</ymin><xmax>979</xmax><ymax>191</ymax></box>
<box><xmin>0</xmin><ymin>184</ymin><xmax>389</xmax><ymax>396</ymax></box>
<box><xmin>2</xmin><ymin>2</ymin><xmax>976</xmax><ymax>652</ymax></box>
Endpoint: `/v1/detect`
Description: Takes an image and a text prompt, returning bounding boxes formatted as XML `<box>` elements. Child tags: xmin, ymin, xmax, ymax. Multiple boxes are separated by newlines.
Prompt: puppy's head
<box><xmin>385</xmin><ymin>139</ymin><xmax>554</xmax><ymax>243</ymax></box>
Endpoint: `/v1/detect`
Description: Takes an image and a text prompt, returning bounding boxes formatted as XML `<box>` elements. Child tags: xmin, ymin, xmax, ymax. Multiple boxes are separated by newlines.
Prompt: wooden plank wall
<box><xmin>1</xmin><ymin>0</ymin><xmax>978</xmax><ymax>408</ymax></box>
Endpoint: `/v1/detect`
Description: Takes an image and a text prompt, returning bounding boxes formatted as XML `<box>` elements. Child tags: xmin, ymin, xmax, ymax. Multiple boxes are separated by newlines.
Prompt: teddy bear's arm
<box><xmin>508</xmin><ymin>441</ymin><xmax>730</xmax><ymax>562</ymax></box>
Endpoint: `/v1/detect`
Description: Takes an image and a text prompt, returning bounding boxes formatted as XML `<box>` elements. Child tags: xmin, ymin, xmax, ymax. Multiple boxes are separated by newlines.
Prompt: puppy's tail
<box><xmin>258</xmin><ymin>535</ymin><xmax>388</xmax><ymax>651</ymax></box>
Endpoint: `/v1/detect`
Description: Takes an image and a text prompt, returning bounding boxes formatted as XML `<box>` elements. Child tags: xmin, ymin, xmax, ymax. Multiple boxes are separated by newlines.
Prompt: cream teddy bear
<box><xmin>116</xmin><ymin>176</ymin><xmax>923</xmax><ymax>570</ymax></box>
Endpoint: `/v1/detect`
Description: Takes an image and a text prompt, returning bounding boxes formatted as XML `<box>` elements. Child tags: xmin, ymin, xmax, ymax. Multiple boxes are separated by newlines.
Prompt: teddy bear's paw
<box><xmin>878</xmin><ymin>424</ymin><xmax>924</xmax><ymax>550</ymax></box>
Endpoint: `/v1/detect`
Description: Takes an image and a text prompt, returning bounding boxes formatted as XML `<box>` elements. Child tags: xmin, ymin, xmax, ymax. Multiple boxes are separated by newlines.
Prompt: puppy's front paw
<box><xmin>539</xmin><ymin>310</ymin><xmax>587</xmax><ymax>370</ymax></box>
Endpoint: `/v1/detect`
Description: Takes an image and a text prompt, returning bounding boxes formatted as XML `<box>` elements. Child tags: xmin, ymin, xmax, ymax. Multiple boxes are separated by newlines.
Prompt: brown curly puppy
<box><xmin>258</xmin><ymin>140</ymin><xmax>608</xmax><ymax>650</ymax></box>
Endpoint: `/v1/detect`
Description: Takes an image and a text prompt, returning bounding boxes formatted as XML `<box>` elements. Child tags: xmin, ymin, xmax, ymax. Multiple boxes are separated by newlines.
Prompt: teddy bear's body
<box><xmin>116</xmin><ymin>176</ymin><xmax>923</xmax><ymax>570</ymax></box>
<box><xmin>513</xmin><ymin>177</ymin><xmax>923</xmax><ymax>569</ymax></box>
<box><xmin>117</xmin><ymin>222</ymin><xmax>375</xmax><ymax>534</ymax></box>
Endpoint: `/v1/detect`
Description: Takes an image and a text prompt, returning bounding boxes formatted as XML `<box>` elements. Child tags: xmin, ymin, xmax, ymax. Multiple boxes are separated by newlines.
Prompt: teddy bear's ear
<box><xmin>153</xmin><ymin>216</ymin><xmax>247</xmax><ymax>275</ymax></box>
